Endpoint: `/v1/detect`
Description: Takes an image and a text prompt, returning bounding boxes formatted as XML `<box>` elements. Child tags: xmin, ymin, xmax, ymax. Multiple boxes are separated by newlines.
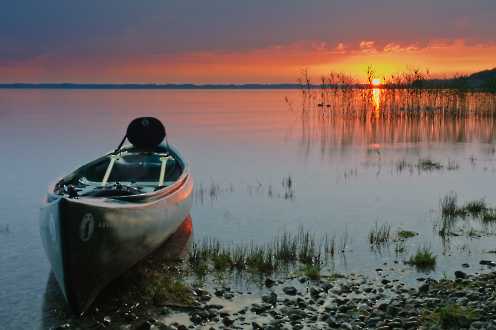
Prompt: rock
<box><xmin>133</xmin><ymin>321</ymin><xmax>153</xmax><ymax>330</ymax></box>
<box><xmin>480</xmin><ymin>260</ymin><xmax>496</xmax><ymax>267</ymax></box>
<box><xmin>455</xmin><ymin>270</ymin><xmax>468</xmax><ymax>279</ymax></box>
<box><xmin>283</xmin><ymin>286</ymin><xmax>298</xmax><ymax>295</ymax></box>
<box><xmin>462</xmin><ymin>263</ymin><xmax>470</xmax><ymax>268</ymax></box>
<box><xmin>265</xmin><ymin>278</ymin><xmax>275</xmax><ymax>287</ymax></box>
<box><xmin>341</xmin><ymin>322</ymin><xmax>352</xmax><ymax>330</ymax></box>
<box><xmin>262</xmin><ymin>292</ymin><xmax>277</xmax><ymax>305</ymax></box>
<box><xmin>222</xmin><ymin>317</ymin><xmax>234</xmax><ymax>326</ymax></box>
<box><xmin>418</xmin><ymin>283</ymin><xmax>429</xmax><ymax>294</ymax></box>
<box><xmin>251</xmin><ymin>303</ymin><xmax>271</xmax><ymax>314</ymax></box>
<box><xmin>190</xmin><ymin>313</ymin><xmax>203</xmax><ymax>324</ymax></box>
<box><xmin>252</xmin><ymin>321</ymin><xmax>263</xmax><ymax>329</ymax></box>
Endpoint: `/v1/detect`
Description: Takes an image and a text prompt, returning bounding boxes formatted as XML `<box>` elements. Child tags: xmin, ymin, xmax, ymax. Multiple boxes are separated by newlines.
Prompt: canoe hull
<box><xmin>40</xmin><ymin>173</ymin><xmax>193</xmax><ymax>314</ymax></box>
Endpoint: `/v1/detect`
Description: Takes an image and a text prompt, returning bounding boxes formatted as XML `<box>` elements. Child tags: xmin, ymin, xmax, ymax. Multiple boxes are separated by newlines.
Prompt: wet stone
<box><xmin>282</xmin><ymin>286</ymin><xmax>298</xmax><ymax>295</ymax></box>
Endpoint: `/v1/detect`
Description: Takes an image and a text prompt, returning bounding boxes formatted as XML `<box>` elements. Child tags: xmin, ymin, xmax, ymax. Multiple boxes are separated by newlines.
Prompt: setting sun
<box><xmin>372</xmin><ymin>78</ymin><xmax>381</xmax><ymax>86</ymax></box>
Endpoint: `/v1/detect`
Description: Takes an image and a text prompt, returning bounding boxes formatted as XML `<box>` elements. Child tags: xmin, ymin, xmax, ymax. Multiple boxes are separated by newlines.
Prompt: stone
<box><xmin>265</xmin><ymin>278</ymin><xmax>276</xmax><ymax>287</ymax></box>
<box><xmin>262</xmin><ymin>292</ymin><xmax>278</xmax><ymax>305</ymax></box>
<box><xmin>283</xmin><ymin>286</ymin><xmax>298</xmax><ymax>295</ymax></box>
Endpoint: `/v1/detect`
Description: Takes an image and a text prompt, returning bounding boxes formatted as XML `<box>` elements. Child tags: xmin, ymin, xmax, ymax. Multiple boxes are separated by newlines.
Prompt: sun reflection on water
<box><xmin>372</xmin><ymin>88</ymin><xmax>381</xmax><ymax>118</ymax></box>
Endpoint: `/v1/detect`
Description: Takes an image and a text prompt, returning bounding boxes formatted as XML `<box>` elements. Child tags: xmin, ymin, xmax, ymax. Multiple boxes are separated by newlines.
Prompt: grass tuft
<box><xmin>187</xmin><ymin>229</ymin><xmax>336</xmax><ymax>277</ymax></box>
<box><xmin>407</xmin><ymin>246</ymin><xmax>436</xmax><ymax>270</ymax></box>
<box><xmin>301</xmin><ymin>263</ymin><xmax>321</xmax><ymax>280</ymax></box>
<box><xmin>368</xmin><ymin>222</ymin><xmax>391</xmax><ymax>249</ymax></box>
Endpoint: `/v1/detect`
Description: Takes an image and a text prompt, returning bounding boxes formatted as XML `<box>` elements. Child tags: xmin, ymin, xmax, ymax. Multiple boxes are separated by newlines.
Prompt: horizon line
<box><xmin>0</xmin><ymin>82</ymin><xmax>337</xmax><ymax>90</ymax></box>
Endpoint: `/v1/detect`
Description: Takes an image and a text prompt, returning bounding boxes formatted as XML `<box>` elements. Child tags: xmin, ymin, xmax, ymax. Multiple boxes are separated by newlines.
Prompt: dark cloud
<box><xmin>1</xmin><ymin>0</ymin><xmax>495</xmax><ymax>63</ymax></box>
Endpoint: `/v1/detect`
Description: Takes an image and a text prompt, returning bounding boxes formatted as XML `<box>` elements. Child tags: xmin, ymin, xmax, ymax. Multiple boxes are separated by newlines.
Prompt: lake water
<box><xmin>1</xmin><ymin>89</ymin><xmax>496</xmax><ymax>328</ymax></box>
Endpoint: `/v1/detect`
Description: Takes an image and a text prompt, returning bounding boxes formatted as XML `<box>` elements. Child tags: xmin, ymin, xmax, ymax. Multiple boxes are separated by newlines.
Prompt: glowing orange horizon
<box><xmin>0</xmin><ymin>39</ymin><xmax>494</xmax><ymax>83</ymax></box>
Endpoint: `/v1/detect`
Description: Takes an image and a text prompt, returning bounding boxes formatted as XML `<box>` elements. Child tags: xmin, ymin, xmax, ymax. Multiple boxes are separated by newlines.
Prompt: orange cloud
<box><xmin>1</xmin><ymin>39</ymin><xmax>495</xmax><ymax>83</ymax></box>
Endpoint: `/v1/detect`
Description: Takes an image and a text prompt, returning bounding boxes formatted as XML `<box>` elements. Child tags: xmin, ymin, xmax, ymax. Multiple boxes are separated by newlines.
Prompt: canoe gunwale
<box><xmin>46</xmin><ymin>144</ymin><xmax>190</xmax><ymax>205</ymax></box>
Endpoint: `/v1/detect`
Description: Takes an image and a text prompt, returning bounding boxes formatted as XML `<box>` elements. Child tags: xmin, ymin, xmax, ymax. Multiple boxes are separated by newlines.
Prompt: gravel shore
<box><xmin>51</xmin><ymin>266</ymin><xmax>496</xmax><ymax>330</ymax></box>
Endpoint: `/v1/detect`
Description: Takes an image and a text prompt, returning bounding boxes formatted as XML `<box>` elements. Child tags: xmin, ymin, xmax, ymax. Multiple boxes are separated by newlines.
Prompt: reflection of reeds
<box><xmin>291</xmin><ymin>72</ymin><xmax>496</xmax><ymax>159</ymax></box>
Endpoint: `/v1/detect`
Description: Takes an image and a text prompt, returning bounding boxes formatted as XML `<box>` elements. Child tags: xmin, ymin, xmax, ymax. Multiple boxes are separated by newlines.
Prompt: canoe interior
<box><xmin>56</xmin><ymin>144</ymin><xmax>185</xmax><ymax>198</ymax></box>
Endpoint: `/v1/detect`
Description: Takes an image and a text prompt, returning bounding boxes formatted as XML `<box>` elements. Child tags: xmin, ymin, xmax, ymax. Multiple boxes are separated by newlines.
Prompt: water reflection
<box><xmin>372</xmin><ymin>88</ymin><xmax>381</xmax><ymax>119</ymax></box>
<box><xmin>292</xmin><ymin>90</ymin><xmax>496</xmax><ymax>158</ymax></box>
<box><xmin>41</xmin><ymin>216</ymin><xmax>193</xmax><ymax>329</ymax></box>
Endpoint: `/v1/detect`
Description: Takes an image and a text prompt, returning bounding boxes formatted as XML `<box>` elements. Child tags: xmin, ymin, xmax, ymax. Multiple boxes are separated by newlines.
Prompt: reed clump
<box><xmin>187</xmin><ymin>228</ymin><xmax>335</xmax><ymax>276</ymax></box>
<box><xmin>407</xmin><ymin>246</ymin><xmax>436</xmax><ymax>270</ymax></box>
<box><xmin>440</xmin><ymin>192</ymin><xmax>495</xmax><ymax>221</ymax></box>
<box><xmin>368</xmin><ymin>222</ymin><xmax>391</xmax><ymax>249</ymax></box>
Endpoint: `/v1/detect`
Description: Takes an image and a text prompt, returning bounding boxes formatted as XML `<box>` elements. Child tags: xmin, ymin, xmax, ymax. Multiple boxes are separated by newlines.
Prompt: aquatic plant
<box><xmin>482</xmin><ymin>209</ymin><xmax>496</xmax><ymax>223</ymax></box>
<box><xmin>246</xmin><ymin>245</ymin><xmax>276</xmax><ymax>274</ymax></box>
<box><xmin>301</xmin><ymin>263</ymin><xmax>321</xmax><ymax>280</ymax></box>
<box><xmin>187</xmin><ymin>229</ymin><xmax>336</xmax><ymax>277</ymax></box>
<box><xmin>440</xmin><ymin>192</ymin><xmax>460</xmax><ymax>218</ymax></box>
<box><xmin>145</xmin><ymin>273</ymin><xmax>194</xmax><ymax>307</ymax></box>
<box><xmin>397</xmin><ymin>230</ymin><xmax>417</xmax><ymax>239</ymax></box>
<box><xmin>408</xmin><ymin>246</ymin><xmax>436</xmax><ymax>270</ymax></box>
<box><xmin>394</xmin><ymin>239</ymin><xmax>407</xmax><ymax>255</ymax></box>
<box><xmin>463</xmin><ymin>199</ymin><xmax>487</xmax><ymax>217</ymax></box>
<box><xmin>368</xmin><ymin>222</ymin><xmax>391</xmax><ymax>249</ymax></box>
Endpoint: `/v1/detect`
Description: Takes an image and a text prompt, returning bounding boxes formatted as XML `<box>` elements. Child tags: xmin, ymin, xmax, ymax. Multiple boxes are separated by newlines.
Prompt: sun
<box><xmin>371</xmin><ymin>78</ymin><xmax>381</xmax><ymax>87</ymax></box>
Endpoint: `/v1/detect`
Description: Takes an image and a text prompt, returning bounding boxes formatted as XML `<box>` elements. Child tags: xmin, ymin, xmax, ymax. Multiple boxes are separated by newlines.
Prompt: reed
<box><xmin>187</xmin><ymin>228</ymin><xmax>336</xmax><ymax>276</ymax></box>
<box><xmin>368</xmin><ymin>222</ymin><xmax>391</xmax><ymax>249</ymax></box>
<box><xmin>440</xmin><ymin>192</ymin><xmax>460</xmax><ymax>218</ymax></box>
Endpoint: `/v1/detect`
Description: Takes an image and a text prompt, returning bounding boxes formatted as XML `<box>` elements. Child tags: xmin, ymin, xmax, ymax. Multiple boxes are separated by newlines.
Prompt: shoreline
<box><xmin>49</xmin><ymin>264</ymin><xmax>496</xmax><ymax>329</ymax></box>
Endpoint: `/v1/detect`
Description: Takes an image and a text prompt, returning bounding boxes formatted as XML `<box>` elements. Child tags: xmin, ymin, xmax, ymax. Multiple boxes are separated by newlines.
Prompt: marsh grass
<box><xmin>187</xmin><ymin>228</ymin><xmax>335</xmax><ymax>276</ymax></box>
<box><xmin>395</xmin><ymin>158</ymin><xmax>455</xmax><ymax>174</ymax></box>
<box><xmin>407</xmin><ymin>246</ymin><xmax>436</xmax><ymax>270</ymax></box>
<box><xmin>438</xmin><ymin>192</ymin><xmax>496</xmax><ymax>238</ymax></box>
<box><xmin>440</xmin><ymin>192</ymin><xmax>463</xmax><ymax>218</ymax></box>
<box><xmin>463</xmin><ymin>199</ymin><xmax>488</xmax><ymax>217</ymax></box>
<box><xmin>422</xmin><ymin>304</ymin><xmax>478</xmax><ymax>329</ymax></box>
<box><xmin>368</xmin><ymin>222</ymin><xmax>391</xmax><ymax>249</ymax></box>
<box><xmin>394</xmin><ymin>239</ymin><xmax>407</xmax><ymax>255</ymax></box>
<box><xmin>481</xmin><ymin>209</ymin><xmax>496</xmax><ymax>223</ymax></box>
<box><xmin>145</xmin><ymin>273</ymin><xmax>194</xmax><ymax>307</ymax></box>
<box><xmin>301</xmin><ymin>263</ymin><xmax>321</xmax><ymax>280</ymax></box>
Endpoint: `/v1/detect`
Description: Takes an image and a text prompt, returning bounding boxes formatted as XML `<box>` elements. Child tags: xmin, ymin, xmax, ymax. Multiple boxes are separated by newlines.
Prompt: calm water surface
<box><xmin>1</xmin><ymin>89</ymin><xmax>496</xmax><ymax>328</ymax></box>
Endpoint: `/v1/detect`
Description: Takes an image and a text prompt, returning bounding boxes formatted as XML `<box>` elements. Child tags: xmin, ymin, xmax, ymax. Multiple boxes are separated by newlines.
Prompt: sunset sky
<box><xmin>1</xmin><ymin>0</ymin><xmax>495</xmax><ymax>83</ymax></box>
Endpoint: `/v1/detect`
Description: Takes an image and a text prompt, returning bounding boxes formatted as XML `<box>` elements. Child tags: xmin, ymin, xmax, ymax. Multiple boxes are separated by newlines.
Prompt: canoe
<box><xmin>39</xmin><ymin>117</ymin><xmax>193</xmax><ymax>315</ymax></box>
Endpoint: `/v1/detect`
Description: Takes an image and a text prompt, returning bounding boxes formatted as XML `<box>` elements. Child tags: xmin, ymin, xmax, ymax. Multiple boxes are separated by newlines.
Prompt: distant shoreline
<box><xmin>0</xmin><ymin>83</ymin><xmax>307</xmax><ymax>90</ymax></box>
